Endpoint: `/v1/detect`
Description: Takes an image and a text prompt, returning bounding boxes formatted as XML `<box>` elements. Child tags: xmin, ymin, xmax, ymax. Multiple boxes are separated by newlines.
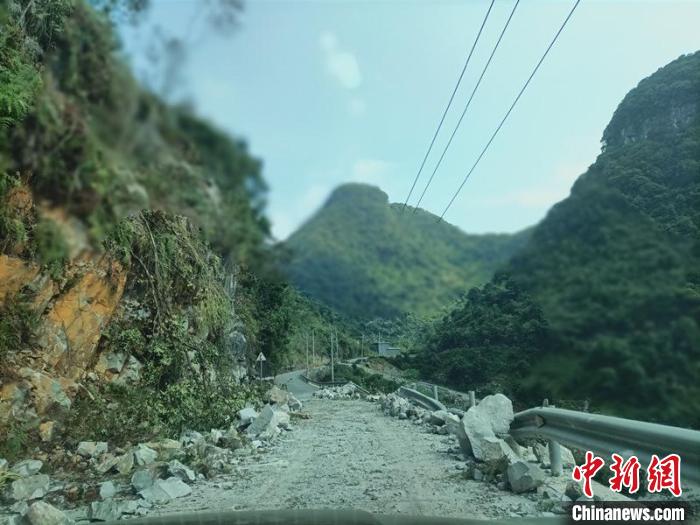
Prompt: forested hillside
<box><xmin>417</xmin><ymin>52</ymin><xmax>700</xmax><ymax>427</ymax></box>
<box><xmin>0</xmin><ymin>0</ymin><xmax>346</xmax><ymax>455</ymax></box>
<box><xmin>284</xmin><ymin>183</ymin><xmax>530</xmax><ymax>320</ymax></box>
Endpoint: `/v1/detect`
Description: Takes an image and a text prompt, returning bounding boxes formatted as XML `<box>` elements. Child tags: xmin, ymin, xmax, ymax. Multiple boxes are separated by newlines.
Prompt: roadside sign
<box><xmin>256</xmin><ymin>352</ymin><xmax>266</xmax><ymax>362</ymax></box>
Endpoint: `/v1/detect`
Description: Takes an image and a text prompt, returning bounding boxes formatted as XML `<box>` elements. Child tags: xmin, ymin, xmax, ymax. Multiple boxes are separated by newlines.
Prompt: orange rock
<box><xmin>0</xmin><ymin>255</ymin><xmax>40</xmax><ymax>304</ymax></box>
<box><xmin>38</xmin><ymin>257</ymin><xmax>127</xmax><ymax>381</ymax></box>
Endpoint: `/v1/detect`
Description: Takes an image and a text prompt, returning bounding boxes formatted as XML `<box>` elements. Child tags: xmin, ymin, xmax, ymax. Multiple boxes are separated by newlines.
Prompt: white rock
<box><xmin>246</xmin><ymin>405</ymin><xmax>290</xmax><ymax>439</ymax></box>
<box><xmin>475</xmin><ymin>394</ymin><xmax>514</xmax><ymax>435</ymax></box>
<box><xmin>89</xmin><ymin>500</ymin><xmax>122</xmax><ymax>522</ymax></box>
<box><xmin>76</xmin><ymin>442</ymin><xmax>108</xmax><ymax>459</ymax></box>
<box><xmin>507</xmin><ymin>460</ymin><xmax>545</xmax><ymax>493</ymax></box>
<box><xmin>11</xmin><ymin>475</ymin><xmax>50</xmax><ymax>501</ymax></box>
<box><xmin>133</xmin><ymin>444</ymin><xmax>158</xmax><ymax>466</ymax></box>
<box><xmin>12</xmin><ymin>460</ymin><xmax>43</xmax><ymax>478</ymax></box>
<box><xmin>139</xmin><ymin>477</ymin><xmax>191</xmax><ymax>504</ymax></box>
<box><xmin>99</xmin><ymin>481</ymin><xmax>117</xmax><ymax>500</ymax></box>
<box><xmin>130</xmin><ymin>469</ymin><xmax>156</xmax><ymax>492</ymax></box>
<box><xmin>238</xmin><ymin>407</ymin><xmax>258</xmax><ymax>426</ymax></box>
<box><xmin>167</xmin><ymin>460</ymin><xmax>195</xmax><ymax>483</ymax></box>
<box><xmin>25</xmin><ymin>501</ymin><xmax>74</xmax><ymax>525</ymax></box>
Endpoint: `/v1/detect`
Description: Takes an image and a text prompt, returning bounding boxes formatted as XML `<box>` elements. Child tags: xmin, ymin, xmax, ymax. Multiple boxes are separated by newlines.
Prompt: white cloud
<box><xmin>351</xmin><ymin>159</ymin><xmax>394</xmax><ymax>186</ymax></box>
<box><xmin>488</xmin><ymin>162</ymin><xmax>586</xmax><ymax>209</ymax></box>
<box><xmin>320</xmin><ymin>31</ymin><xmax>362</xmax><ymax>90</ymax></box>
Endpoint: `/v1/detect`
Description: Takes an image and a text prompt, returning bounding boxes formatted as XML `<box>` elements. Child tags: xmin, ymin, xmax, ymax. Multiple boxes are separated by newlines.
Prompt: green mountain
<box><xmin>418</xmin><ymin>52</ymin><xmax>700</xmax><ymax>427</ymax></box>
<box><xmin>283</xmin><ymin>183</ymin><xmax>530</xmax><ymax>320</ymax></box>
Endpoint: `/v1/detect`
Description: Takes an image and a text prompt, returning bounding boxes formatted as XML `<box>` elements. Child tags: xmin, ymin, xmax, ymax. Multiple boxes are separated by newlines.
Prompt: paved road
<box><xmin>275</xmin><ymin>370</ymin><xmax>318</xmax><ymax>401</ymax></box>
<box><xmin>144</xmin><ymin>398</ymin><xmax>541</xmax><ymax>520</ymax></box>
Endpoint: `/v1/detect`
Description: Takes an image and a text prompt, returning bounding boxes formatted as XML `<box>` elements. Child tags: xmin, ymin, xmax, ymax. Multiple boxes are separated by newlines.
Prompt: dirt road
<box><xmin>145</xmin><ymin>398</ymin><xmax>540</xmax><ymax>520</ymax></box>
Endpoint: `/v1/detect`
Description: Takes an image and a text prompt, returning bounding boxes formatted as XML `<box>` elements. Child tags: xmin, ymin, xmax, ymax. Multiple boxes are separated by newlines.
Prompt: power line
<box><xmin>440</xmin><ymin>0</ymin><xmax>582</xmax><ymax>222</ymax></box>
<box><xmin>414</xmin><ymin>0</ymin><xmax>520</xmax><ymax>212</ymax></box>
<box><xmin>401</xmin><ymin>0</ymin><xmax>496</xmax><ymax>211</ymax></box>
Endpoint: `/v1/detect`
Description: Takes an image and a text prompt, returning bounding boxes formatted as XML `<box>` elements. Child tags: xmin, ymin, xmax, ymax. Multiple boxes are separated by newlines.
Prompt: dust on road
<box><xmin>145</xmin><ymin>398</ymin><xmax>538</xmax><ymax>520</ymax></box>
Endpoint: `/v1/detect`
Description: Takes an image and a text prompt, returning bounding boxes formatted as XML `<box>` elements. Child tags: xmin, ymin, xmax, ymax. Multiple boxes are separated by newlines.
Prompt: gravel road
<box><xmin>145</xmin><ymin>398</ymin><xmax>540</xmax><ymax>520</ymax></box>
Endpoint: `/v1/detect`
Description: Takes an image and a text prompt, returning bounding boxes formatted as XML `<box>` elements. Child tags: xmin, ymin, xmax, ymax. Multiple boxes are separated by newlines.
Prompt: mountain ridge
<box><xmin>283</xmin><ymin>182</ymin><xmax>531</xmax><ymax>320</ymax></box>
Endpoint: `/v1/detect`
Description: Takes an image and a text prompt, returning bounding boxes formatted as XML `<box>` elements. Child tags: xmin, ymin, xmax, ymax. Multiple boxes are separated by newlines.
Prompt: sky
<box><xmin>119</xmin><ymin>0</ymin><xmax>700</xmax><ymax>240</ymax></box>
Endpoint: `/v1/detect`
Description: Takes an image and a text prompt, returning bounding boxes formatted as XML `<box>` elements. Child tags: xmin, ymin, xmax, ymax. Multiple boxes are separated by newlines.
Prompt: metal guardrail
<box><xmin>398</xmin><ymin>386</ymin><xmax>447</xmax><ymax>412</ymax></box>
<box><xmin>510</xmin><ymin>406</ymin><xmax>700</xmax><ymax>487</ymax></box>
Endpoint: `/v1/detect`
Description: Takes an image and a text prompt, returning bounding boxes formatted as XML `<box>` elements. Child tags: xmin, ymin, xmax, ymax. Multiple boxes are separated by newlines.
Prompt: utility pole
<box><xmin>305</xmin><ymin>332</ymin><xmax>309</xmax><ymax>375</ymax></box>
<box><xmin>330</xmin><ymin>329</ymin><xmax>335</xmax><ymax>382</ymax></box>
<box><xmin>361</xmin><ymin>333</ymin><xmax>365</xmax><ymax>358</ymax></box>
<box><xmin>312</xmin><ymin>330</ymin><xmax>315</xmax><ymax>364</ymax></box>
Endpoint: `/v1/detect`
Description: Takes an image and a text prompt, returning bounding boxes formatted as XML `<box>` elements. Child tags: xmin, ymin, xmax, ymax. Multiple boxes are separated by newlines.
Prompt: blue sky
<box><xmin>119</xmin><ymin>1</ymin><xmax>700</xmax><ymax>240</ymax></box>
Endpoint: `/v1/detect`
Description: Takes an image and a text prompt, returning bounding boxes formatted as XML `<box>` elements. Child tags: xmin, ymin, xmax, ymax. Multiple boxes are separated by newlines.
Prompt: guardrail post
<box><xmin>432</xmin><ymin>385</ymin><xmax>439</xmax><ymax>402</ymax></box>
<box><xmin>469</xmin><ymin>391</ymin><xmax>476</xmax><ymax>408</ymax></box>
<box><xmin>542</xmin><ymin>398</ymin><xmax>563</xmax><ymax>476</ymax></box>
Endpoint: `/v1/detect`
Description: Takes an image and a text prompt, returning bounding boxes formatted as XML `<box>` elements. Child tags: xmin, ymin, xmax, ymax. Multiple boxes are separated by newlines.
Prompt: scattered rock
<box><xmin>246</xmin><ymin>405</ymin><xmax>290</xmax><ymax>439</ymax></box>
<box><xmin>238</xmin><ymin>407</ymin><xmax>258</xmax><ymax>426</ymax></box>
<box><xmin>565</xmin><ymin>480</ymin><xmax>584</xmax><ymax>500</ymax></box>
<box><xmin>507</xmin><ymin>461</ymin><xmax>545</xmax><ymax>493</ymax></box>
<box><xmin>76</xmin><ymin>442</ymin><xmax>107</xmax><ymax>459</ymax></box>
<box><xmin>38</xmin><ymin>422</ymin><xmax>56</xmax><ymax>443</ymax></box>
<box><xmin>12</xmin><ymin>459</ymin><xmax>43</xmax><ymax>477</ymax></box>
<box><xmin>94</xmin><ymin>454</ymin><xmax>119</xmax><ymax>475</ymax></box>
<box><xmin>25</xmin><ymin>501</ymin><xmax>74</xmax><ymax>525</ymax></box>
<box><xmin>115</xmin><ymin>452</ymin><xmax>134</xmax><ymax>475</ymax></box>
<box><xmin>287</xmin><ymin>393</ymin><xmax>303</xmax><ymax>412</ymax></box>
<box><xmin>167</xmin><ymin>460</ymin><xmax>195</xmax><ymax>483</ymax></box>
<box><xmin>0</xmin><ymin>458</ymin><xmax>8</xmax><ymax>470</ymax></box>
<box><xmin>133</xmin><ymin>444</ymin><xmax>158</xmax><ymax>466</ymax></box>
<box><xmin>89</xmin><ymin>500</ymin><xmax>122</xmax><ymax>522</ymax></box>
<box><xmin>99</xmin><ymin>481</ymin><xmax>117</xmax><ymax>500</ymax></box>
<box><xmin>266</xmin><ymin>386</ymin><xmax>289</xmax><ymax>405</ymax></box>
<box><xmin>130</xmin><ymin>469</ymin><xmax>156</xmax><ymax>492</ymax></box>
<box><xmin>139</xmin><ymin>477</ymin><xmax>191</xmax><ymax>504</ymax></box>
<box><xmin>313</xmin><ymin>383</ymin><xmax>359</xmax><ymax>400</ymax></box>
<box><xmin>11</xmin><ymin>474</ymin><xmax>51</xmax><ymax>501</ymax></box>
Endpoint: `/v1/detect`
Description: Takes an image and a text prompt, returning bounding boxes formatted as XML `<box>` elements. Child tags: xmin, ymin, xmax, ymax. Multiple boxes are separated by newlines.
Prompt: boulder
<box><xmin>180</xmin><ymin>430</ymin><xmax>205</xmax><ymax>447</ymax></box>
<box><xmin>25</xmin><ymin>501</ymin><xmax>74</xmax><ymax>525</ymax></box>
<box><xmin>246</xmin><ymin>405</ymin><xmax>290</xmax><ymax>439</ymax></box>
<box><xmin>76</xmin><ymin>441</ymin><xmax>108</xmax><ymax>459</ymax></box>
<box><xmin>115</xmin><ymin>452</ymin><xmax>134</xmax><ymax>475</ymax></box>
<box><xmin>238</xmin><ymin>407</ymin><xmax>258</xmax><ymax>426</ymax></box>
<box><xmin>130</xmin><ymin>469</ymin><xmax>156</xmax><ymax>492</ymax></box>
<box><xmin>461</xmin><ymin>403</ymin><xmax>519</xmax><ymax>464</ymax></box>
<box><xmin>287</xmin><ymin>393</ymin><xmax>303</xmax><ymax>412</ymax></box>
<box><xmin>208</xmin><ymin>429</ymin><xmax>224</xmax><ymax>445</ymax></box>
<box><xmin>266</xmin><ymin>385</ymin><xmax>289</xmax><ymax>405</ymax></box>
<box><xmin>12</xmin><ymin>459</ymin><xmax>43</xmax><ymax>477</ymax></box>
<box><xmin>11</xmin><ymin>474</ymin><xmax>50</xmax><ymax>501</ymax></box>
<box><xmin>94</xmin><ymin>454</ymin><xmax>119</xmax><ymax>475</ymax></box>
<box><xmin>474</xmin><ymin>394</ymin><xmax>514</xmax><ymax>435</ymax></box>
<box><xmin>145</xmin><ymin>439</ymin><xmax>182</xmax><ymax>461</ymax></box>
<box><xmin>507</xmin><ymin>461</ymin><xmax>545</xmax><ymax>493</ymax></box>
<box><xmin>565</xmin><ymin>480</ymin><xmax>584</xmax><ymax>500</ymax></box>
<box><xmin>133</xmin><ymin>444</ymin><xmax>158</xmax><ymax>466</ymax></box>
<box><xmin>139</xmin><ymin>477</ymin><xmax>191</xmax><ymax>504</ymax></box>
<box><xmin>99</xmin><ymin>481</ymin><xmax>117</xmax><ymax>500</ymax></box>
<box><xmin>0</xmin><ymin>458</ymin><xmax>8</xmax><ymax>469</ymax></box>
<box><xmin>167</xmin><ymin>460</ymin><xmax>195</xmax><ymax>483</ymax></box>
<box><xmin>428</xmin><ymin>410</ymin><xmax>453</xmax><ymax>426</ymax></box>
<box><xmin>89</xmin><ymin>500</ymin><xmax>122</xmax><ymax>522</ymax></box>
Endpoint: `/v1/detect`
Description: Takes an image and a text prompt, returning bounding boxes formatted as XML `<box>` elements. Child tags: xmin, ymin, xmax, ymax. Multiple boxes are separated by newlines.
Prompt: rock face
<box><xmin>0</xmin><ymin>251</ymin><xmax>127</xmax><ymax>439</ymax></box>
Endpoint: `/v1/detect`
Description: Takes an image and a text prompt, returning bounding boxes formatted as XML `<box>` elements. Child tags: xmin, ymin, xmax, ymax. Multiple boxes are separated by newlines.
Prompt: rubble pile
<box><xmin>312</xmin><ymin>383</ymin><xmax>362</xmax><ymax>400</ymax></box>
<box><xmin>0</xmin><ymin>386</ymin><xmax>305</xmax><ymax>524</ymax></box>
<box><xmin>378</xmin><ymin>390</ymin><xmax>585</xmax><ymax>517</ymax></box>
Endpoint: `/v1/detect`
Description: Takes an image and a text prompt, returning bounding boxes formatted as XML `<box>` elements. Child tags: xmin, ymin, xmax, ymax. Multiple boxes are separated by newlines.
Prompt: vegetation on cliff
<box><xmin>283</xmin><ymin>183</ymin><xmax>530</xmax><ymax>320</ymax></box>
<box><xmin>416</xmin><ymin>52</ymin><xmax>700</xmax><ymax>427</ymax></box>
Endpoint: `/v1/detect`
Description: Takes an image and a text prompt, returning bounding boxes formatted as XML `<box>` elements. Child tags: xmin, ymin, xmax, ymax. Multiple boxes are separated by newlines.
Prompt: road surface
<box><xmin>275</xmin><ymin>370</ymin><xmax>318</xmax><ymax>401</ymax></box>
<box><xmin>144</xmin><ymin>398</ymin><xmax>541</xmax><ymax>520</ymax></box>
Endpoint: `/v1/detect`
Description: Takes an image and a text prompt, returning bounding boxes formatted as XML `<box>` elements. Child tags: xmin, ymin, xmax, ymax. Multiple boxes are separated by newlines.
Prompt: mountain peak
<box><xmin>324</xmin><ymin>183</ymin><xmax>389</xmax><ymax>209</ymax></box>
